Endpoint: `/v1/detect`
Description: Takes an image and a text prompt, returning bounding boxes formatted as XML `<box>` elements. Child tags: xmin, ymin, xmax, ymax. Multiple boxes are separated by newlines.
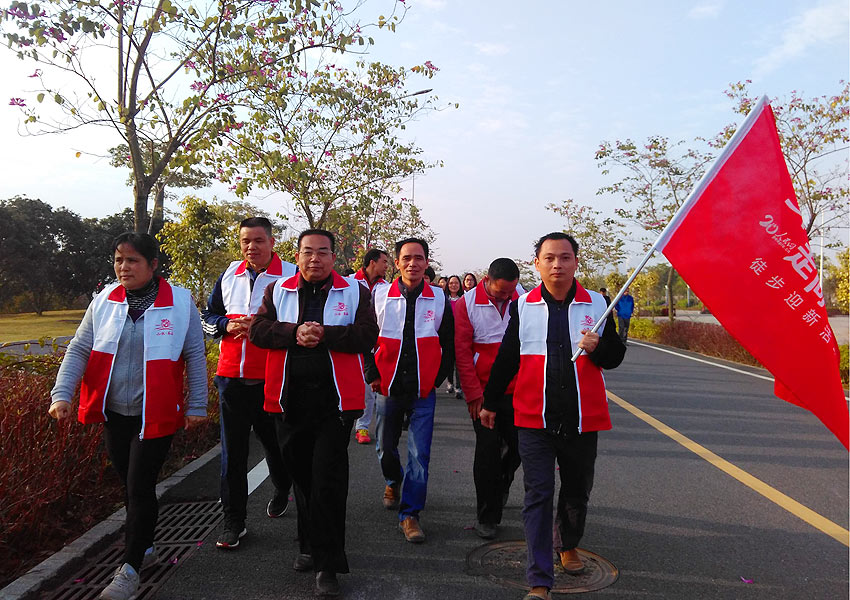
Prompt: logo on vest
<box><xmin>156</xmin><ymin>318</ymin><xmax>174</xmax><ymax>336</ymax></box>
<box><xmin>423</xmin><ymin>309</ymin><xmax>435</xmax><ymax>322</ymax></box>
<box><xmin>333</xmin><ymin>301</ymin><xmax>349</xmax><ymax>317</ymax></box>
<box><xmin>581</xmin><ymin>315</ymin><xmax>595</xmax><ymax>327</ymax></box>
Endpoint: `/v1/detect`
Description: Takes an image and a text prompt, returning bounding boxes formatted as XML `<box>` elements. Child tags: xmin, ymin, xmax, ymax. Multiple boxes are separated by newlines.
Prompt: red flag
<box><xmin>656</xmin><ymin>97</ymin><xmax>848</xmax><ymax>449</ymax></box>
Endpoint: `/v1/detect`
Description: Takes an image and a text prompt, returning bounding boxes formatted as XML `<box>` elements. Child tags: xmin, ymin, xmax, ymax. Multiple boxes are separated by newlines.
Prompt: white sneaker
<box><xmin>99</xmin><ymin>563</ymin><xmax>139</xmax><ymax>600</ymax></box>
<box><xmin>141</xmin><ymin>545</ymin><xmax>157</xmax><ymax>570</ymax></box>
<box><xmin>447</xmin><ymin>383</ymin><xmax>455</xmax><ymax>394</ymax></box>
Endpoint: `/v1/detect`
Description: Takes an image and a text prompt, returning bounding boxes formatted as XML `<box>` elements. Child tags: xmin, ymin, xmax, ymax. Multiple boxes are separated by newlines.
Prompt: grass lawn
<box><xmin>0</xmin><ymin>309</ymin><xmax>85</xmax><ymax>343</ymax></box>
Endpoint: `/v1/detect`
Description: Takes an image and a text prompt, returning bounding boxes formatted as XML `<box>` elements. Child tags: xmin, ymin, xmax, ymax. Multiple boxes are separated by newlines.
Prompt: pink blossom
<box><xmin>288</xmin><ymin>154</ymin><xmax>298</xmax><ymax>163</ymax></box>
<box><xmin>424</xmin><ymin>60</ymin><xmax>438</xmax><ymax>71</ymax></box>
<box><xmin>224</xmin><ymin>64</ymin><xmax>235</xmax><ymax>74</ymax></box>
<box><xmin>190</xmin><ymin>81</ymin><xmax>207</xmax><ymax>92</ymax></box>
<box><xmin>28</xmin><ymin>69</ymin><xmax>42</xmax><ymax>78</ymax></box>
<box><xmin>185</xmin><ymin>60</ymin><xmax>197</xmax><ymax>70</ymax></box>
<box><xmin>217</xmin><ymin>93</ymin><xmax>229</xmax><ymax>102</ymax></box>
<box><xmin>9</xmin><ymin>97</ymin><xmax>26</xmax><ymax>107</ymax></box>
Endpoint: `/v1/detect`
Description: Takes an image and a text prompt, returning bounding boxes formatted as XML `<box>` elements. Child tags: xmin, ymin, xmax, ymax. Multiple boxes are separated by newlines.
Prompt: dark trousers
<box><xmin>275</xmin><ymin>384</ymin><xmax>354</xmax><ymax>574</ymax></box>
<box><xmin>518</xmin><ymin>429</ymin><xmax>598</xmax><ymax>589</ymax></box>
<box><xmin>217</xmin><ymin>376</ymin><xmax>291</xmax><ymax>526</ymax></box>
<box><xmin>473</xmin><ymin>394</ymin><xmax>520</xmax><ymax>525</ymax></box>
<box><xmin>617</xmin><ymin>316</ymin><xmax>631</xmax><ymax>342</ymax></box>
<box><xmin>103</xmin><ymin>411</ymin><xmax>173</xmax><ymax>572</ymax></box>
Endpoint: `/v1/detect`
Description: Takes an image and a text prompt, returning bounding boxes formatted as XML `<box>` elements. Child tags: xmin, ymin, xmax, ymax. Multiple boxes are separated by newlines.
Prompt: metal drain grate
<box><xmin>466</xmin><ymin>541</ymin><xmax>619</xmax><ymax>594</ymax></box>
<box><xmin>43</xmin><ymin>500</ymin><xmax>222</xmax><ymax>600</ymax></box>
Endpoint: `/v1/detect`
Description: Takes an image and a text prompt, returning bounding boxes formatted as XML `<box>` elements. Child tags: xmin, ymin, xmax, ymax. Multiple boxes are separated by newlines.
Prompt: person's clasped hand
<box><xmin>296</xmin><ymin>321</ymin><xmax>324</xmax><ymax>348</ymax></box>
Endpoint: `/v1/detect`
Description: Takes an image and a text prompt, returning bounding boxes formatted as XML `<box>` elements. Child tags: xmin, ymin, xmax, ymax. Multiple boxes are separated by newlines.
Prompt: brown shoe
<box><xmin>398</xmin><ymin>516</ymin><xmax>425</xmax><ymax>543</ymax></box>
<box><xmin>382</xmin><ymin>484</ymin><xmax>399</xmax><ymax>510</ymax></box>
<box><xmin>559</xmin><ymin>548</ymin><xmax>585</xmax><ymax>575</ymax></box>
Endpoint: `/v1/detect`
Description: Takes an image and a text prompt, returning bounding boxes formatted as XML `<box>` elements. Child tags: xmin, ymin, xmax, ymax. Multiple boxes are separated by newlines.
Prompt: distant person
<box><xmin>437</xmin><ymin>276</ymin><xmax>449</xmax><ymax>293</ymax></box>
<box><xmin>614</xmin><ymin>288</ymin><xmax>635</xmax><ymax>343</ymax></box>
<box><xmin>483</xmin><ymin>232</ymin><xmax>625</xmax><ymax>600</ymax></box>
<box><xmin>462</xmin><ymin>272</ymin><xmax>478</xmax><ymax>293</ymax></box>
<box><xmin>366</xmin><ymin>237</ymin><xmax>454</xmax><ymax>543</ymax></box>
<box><xmin>352</xmin><ymin>249</ymin><xmax>391</xmax><ymax>445</ymax></box>
<box><xmin>50</xmin><ymin>233</ymin><xmax>207</xmax><ymax>600</ymax></box>
<box><xmin>445</xmin><ymin>274</ymin><xmax>464</xmax><ymax>399</ymax></box>
<box><xmin>599</xmin><ymin>287</ymin><xmax>611</xmax><ymax>307</ymax></box>
<box><xmin>454</xmin><ymin>258</ymin><xmax>522</xmax><ymax>540</ymax></box>
<box><xmin>424</xmin><ymin>266</ymin><xmax>437</xmax><ymax>284</ymax></box>
<box><xmin>250</xmin><ymin>229</ymin><xmax>378</xmax><ymax>596</ymax></box>
<box><xmin>202</xmin><ymin>216</ymin><xmax>295</xmax><ymax>550</ymax></box>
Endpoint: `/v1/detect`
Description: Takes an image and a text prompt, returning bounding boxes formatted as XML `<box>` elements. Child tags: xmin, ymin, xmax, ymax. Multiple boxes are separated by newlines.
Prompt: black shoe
<box><xmin>293</xmin><ymin>553</ymin><xmax>314</xmax><ymax>571</ymax></box>
<box><xmin>474</xmin><ymin>522</ymin><xmax>497</xmax><ymax>540</ymax></box>
<box><xmin>215</xmin><ymin>524</ymin><xmax>247</xmax><ymax>549</ymax></box>
<box><xmin>456</xmin><ymin>390</ymin><xmax>464</xmax><ymax>400</ymax></box>
<box><xmin>502</xmin><ymin>490</ymin><xmax>510</xmax><ymax>508</ymax></box>
<box><xmin>267</xmin><ymin>492</ymin><xmax>289</xmax><ymax>518</ymax></box>
<box><xmin>316</xmin><ymin>571</ymin><xmax>340</xmax><ymax>597</ymax></box>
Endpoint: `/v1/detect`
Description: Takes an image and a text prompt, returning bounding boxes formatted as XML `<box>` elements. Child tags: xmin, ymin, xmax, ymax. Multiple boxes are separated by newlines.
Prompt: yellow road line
<box><xmin>607</xmin><ymin>390</ymin><xmax>850</xmax><ymax>547</ymax></box>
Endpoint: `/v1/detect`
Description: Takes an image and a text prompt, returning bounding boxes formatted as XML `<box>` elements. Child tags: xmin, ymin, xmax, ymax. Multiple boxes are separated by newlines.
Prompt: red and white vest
<box><xmin>512</xmin><ymin>282</ymin><xmax>611</xmax><ymax>433</ymax></box>
<box><xmin>353</xmin><ymin>268</ymin><xmax>387</xmax><ymax>293</ymax></box>
<box><xmin>373</xmin><ymin>279</ymin><xmax>445</xmax><ymax>398</ymax></box>
<box><xmin>464</xmin><ymin>280</ymin><xmax>519</xmax><ymax>392</ymax></box>
<box><xmin>217</xmin><ymin>253</ymin><xmax>296</xmax><ymax>379</ymax></box>
<box><xmin>78</xmin><ymin>280</ymin><xmax>192</xmax><ymax>439</ymax></box>
<box><xmin>264</xmin><ymin>271</ymin><xmax>366</xmax><ymax>413</ymax></box>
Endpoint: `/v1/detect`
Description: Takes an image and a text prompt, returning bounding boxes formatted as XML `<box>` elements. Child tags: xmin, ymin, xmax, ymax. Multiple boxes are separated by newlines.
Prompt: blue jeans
<box><xmin>375</xmin><ymin>390</ymin><xmax>436</xmax><ymax>520</ymax></box>
<box><xmin>354</xmin><ymin>385</ymin><xmax>377</xmax><ymax>432</ymax></box>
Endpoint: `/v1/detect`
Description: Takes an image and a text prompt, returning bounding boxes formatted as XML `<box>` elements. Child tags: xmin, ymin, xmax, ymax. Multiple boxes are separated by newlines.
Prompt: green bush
<box><xmin>840</xmin><ymin>345</ymin><xmax>848</xmax><ymax>384</ymax></box>
<box><xmin>628</xmin><ymin>317</ymin><xmax>661</xmax><ymax>341</ymax></box>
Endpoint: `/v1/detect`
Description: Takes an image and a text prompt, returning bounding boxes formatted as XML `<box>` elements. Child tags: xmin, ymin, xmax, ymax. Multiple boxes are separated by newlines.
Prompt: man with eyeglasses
<box><xmin>250</xmin><ymin>229</ymin><xmax>378</xmax><ymax>597</ymax></box>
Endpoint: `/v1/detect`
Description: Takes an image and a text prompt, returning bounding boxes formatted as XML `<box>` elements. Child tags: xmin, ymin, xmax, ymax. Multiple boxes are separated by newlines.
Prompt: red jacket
<box><xmin>454</xmin><ymin>280</ymin><xmax>519</xmax><ymax>401</ymax></box>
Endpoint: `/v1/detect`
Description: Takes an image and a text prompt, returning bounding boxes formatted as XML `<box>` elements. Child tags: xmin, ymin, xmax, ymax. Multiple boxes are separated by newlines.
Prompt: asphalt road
<box><xmin>148</xmin><ymin>341</ymin><xmax>848</xmax><ymax>599</ymax></box>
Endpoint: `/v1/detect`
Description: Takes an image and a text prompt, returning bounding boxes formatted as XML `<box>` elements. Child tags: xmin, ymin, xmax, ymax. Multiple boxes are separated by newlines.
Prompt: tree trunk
<box><xmin>667</xmin><ymin>267</ymin><xmax>675</xmax><ymax>323</ymax></box>
<box><xmin>133</xmin><ymin>182</ymin><xmax>150</xmax><ymax>233</ymax></box>
<box><xmin>148</xmin><ymin>185</ymin><xmax>165</xmax><ymax>235</ymax></box>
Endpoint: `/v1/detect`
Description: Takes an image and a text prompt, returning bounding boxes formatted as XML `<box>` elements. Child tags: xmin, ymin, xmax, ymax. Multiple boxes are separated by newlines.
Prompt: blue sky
<box><xmin>1</xmin><ymin>0</ymin><xmax>847</xmax><ymax>274</ymax></box>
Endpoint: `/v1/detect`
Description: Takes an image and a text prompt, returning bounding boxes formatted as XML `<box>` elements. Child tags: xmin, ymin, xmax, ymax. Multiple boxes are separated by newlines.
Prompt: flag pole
<box><xmin>571</xmin><ymin>95</ymin><xmax>771</xmax><ymax>362</ymax></box>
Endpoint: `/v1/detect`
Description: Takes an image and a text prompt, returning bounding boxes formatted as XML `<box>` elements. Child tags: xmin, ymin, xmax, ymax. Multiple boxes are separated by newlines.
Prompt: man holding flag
<box><xmin>482</xmin><ymin>232</ymin><xmax>625</xmax><ymax>600</ymax></box>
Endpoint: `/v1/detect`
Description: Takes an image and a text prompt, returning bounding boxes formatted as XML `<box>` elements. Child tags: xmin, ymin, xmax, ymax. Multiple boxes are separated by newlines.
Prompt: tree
<box><xmin>546</xmin><ymin>198</ymin><xmax>626</xmax><ymax>280</ymax></box>
<box><xmin>826</xmin><ymin>247</ymin><xmax>849</xmax><ymax>313</ymax></box>
<box><xmin>724</xmin><ymin>81</ymin><xmax>849</xmax><ymax>245</ymax></box>
<box><xmin>323</xmin><ymin>189</ymin><xmax>436</xmax><ymax>274</ymax></box>
<box><xmin>209</xmin><ymin>57</ymin><xmax>443</xmax><ymax>232</ymax></box>
<box><xmin>3</xmin><ymin>0</ymin><xmax>395</xmax><ymax>232</ymax></box>
<box><xmin>0</xmin><ymin>197</ymin><xmax>130</xmax><ymax>313</ymax></box>
<box><xmin>158</xmin><ymin>195</ymin><xmax>269</xmax><ymax>305</ymax></box>
<box><xmin>108</xmin><ymin>143</ymin><xmax>211</xmax><ymax>235</ymax></box>
<box><xmin>595</xmin><ymin>136</ymin><xmax>714</xmax><ymax>321</ymax></box>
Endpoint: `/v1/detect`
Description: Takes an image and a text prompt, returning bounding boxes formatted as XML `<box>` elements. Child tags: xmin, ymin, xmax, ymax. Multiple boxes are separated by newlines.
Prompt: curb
<box><xmin>0</xmin><ymin>444</ymin><xmax>222</xmax><ymax>600</ymax></box>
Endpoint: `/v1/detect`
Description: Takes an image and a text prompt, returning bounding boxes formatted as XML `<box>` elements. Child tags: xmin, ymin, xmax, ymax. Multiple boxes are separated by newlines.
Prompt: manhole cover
<box><xmin>467</xmin><ymin>540</ymin><xmax>618</xmax><ymax>594</ymax></box>
<box><xmin>43</xmin><ymin>500</ymin><xmax>222</xmax><ymax>600</ymax></box>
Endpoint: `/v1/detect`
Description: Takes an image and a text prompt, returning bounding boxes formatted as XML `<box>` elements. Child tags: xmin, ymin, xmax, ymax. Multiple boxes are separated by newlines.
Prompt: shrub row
<box><xmin>628</xmin><ymin>318</ymin><xmax>850</xmax><ymax>383</ymax></box>
<box><xmin>0</xmin><ymin>352</ymin><xmax>220</xmax><ymax>588</ymax></box>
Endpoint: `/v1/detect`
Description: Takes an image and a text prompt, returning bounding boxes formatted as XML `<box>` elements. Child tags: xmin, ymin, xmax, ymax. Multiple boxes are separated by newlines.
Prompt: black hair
<box><xmin>462</xmin><ymin>272</ymin><xmax>478</xmax><ymax>289</ymax></box>
<box><xmin>362</xmin><ymin>248</ymin><xmax>389</xmax><ymax>270</ymax></box>
<box><xmin>487</xmin><ymin>258</ymin><xmax>520</xmax><ymax>281</ymax></box>
<box><xmin>298</xmin><ymin>228</ymin><xmax>335</xmax><ymax>252</ymax></box>
<box><xmin>394</xmin><ymin>237</ymin><xmax>429</xmax><ymax>259</ymax></box>
<box><xmin>424</xmin><ymin>266</ymin><xmax>436</xmax><ymax>282</ymax></box>
<box><xmin>533</xmin><ymin>232</ymin><xmax>578</xmax><ymax>257</ymax></box>
<box><xmin>112</xmin><ymin>232</ymin><xmax>159</xmax><ymax>266</ymax></box>
<box><xmin>240</xmin><ymin>216</ymin><xmax>273</xmax><ymax>238</ymax></box>
<box><xmin>600</xmin><ymin>287</ymin><xmax>608</xmax><ymax>293</ymax></box>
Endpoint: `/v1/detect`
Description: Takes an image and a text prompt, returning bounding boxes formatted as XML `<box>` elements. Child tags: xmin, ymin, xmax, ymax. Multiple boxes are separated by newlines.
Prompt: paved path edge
<box><xmin>0</xmin><ymin>444</ymin><xmax>222</xmax><ymax>600</ymax></box>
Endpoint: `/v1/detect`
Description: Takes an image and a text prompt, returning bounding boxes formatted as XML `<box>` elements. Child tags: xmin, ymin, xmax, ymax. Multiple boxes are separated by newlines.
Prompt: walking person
<box><xmin>202</xmin><ymin>217</ymin><xmax>295</xmax><ymax>549</ymax></box>
<box><xmin>614</xmin><ymin>287</ymin><xmax>635</xmax><ymax>343</ymax></box>
<box><xmin>352</xmin><ymin>248</ymin><xmax>390</xmax><ymax>445</ymax></box>
<box><xmin>445</xmin><ymin>274</ymin><xmax>464</xmax><ymax>398</ymax></box>
<box><xmin>483</xmin><ymin>232</ymin><xmax>625</xmax><ymax>600</ymax></box>
<box><xmin>250</xmin><ymin>229</ymin><xmax>378</xmax><ymax>597</ymax></box>
<box><xmin>366</xmin><ymin>237</ymin><xmax>454</xmax><ymax>543</ymax></box>
<box><xmin>49</xmin><ymin>233</ymin><xmax>208</xmax><ymax>600</ymax></box>
<box><xmin>599</xmin><ymin>287</ymin><xmax>612</xmax><ymax>306</ymax></box>
<box><xmin>462</xmin><ymin>272</ymin><xmax>478</xmax><ymax>293</ymax></box>
<box><xmin>454</xmin><ymin>258</ymin><xmax>522</xmax><ymax>540</ymax></box>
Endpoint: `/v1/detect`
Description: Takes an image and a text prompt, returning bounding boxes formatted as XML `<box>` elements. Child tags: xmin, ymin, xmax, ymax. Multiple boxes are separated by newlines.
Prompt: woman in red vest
<box><xmin>49</xmin><ymin>232</ymin><xmax>207</xmax><ymax>600</ymax></box>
